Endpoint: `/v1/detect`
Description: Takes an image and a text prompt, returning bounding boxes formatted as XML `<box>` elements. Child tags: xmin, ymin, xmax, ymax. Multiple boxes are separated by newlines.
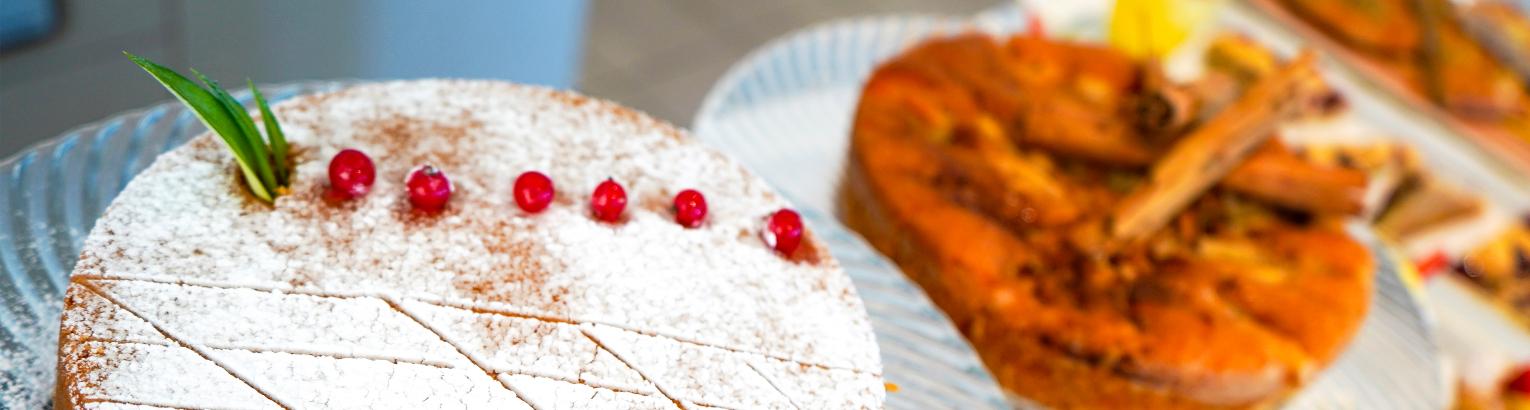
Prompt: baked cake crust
<box><xmin>57</xmin><ymin>80</ymin><xmax>883</xmax><ymax>409</ymax></box>
<box><xmin>841</xmin><ymin>34</ymin><xmax>1371</xmax><ymax>409</ymax></box>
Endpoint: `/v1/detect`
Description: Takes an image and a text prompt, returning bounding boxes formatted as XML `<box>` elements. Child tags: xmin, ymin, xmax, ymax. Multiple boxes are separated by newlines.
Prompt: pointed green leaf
<box><xmin>197</xmin><ymin>70</ymin><xmax>277</xmax><ymax>197</ymax></box>
<box><xmin>199</xmin><ymin>73</ymin><xmax>275</xmax><ymax>201</ymax></box>
<box><xmin>124</xmin><ymin>52</ymin><xmax>246</xmax><ymax>158</ymax></box>
<box><xmin>250</xmin><ymin>80</ymin><xmax>290</xmax><ymax>186</ymax></box>
<box><xmin>235</xmin><ymin>157</ymin><xmax>274</xmax><ymax>202</ymax></box>
<box><xmin>125</xmin><ymin>52</ymin><xmax>272</xmax><ymax>202</ymax></box>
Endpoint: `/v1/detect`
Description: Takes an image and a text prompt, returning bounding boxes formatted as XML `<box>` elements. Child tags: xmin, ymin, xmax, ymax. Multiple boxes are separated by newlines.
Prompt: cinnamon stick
<box><xmin>1131</xmin><ymin>62</ymin><xmax>1201</xmax><ymax>139</ymax></box>
<box><xmin>1222</xmin><ymin>143</ymin><xmax>1368</xmax><ymax>215</ymax></box>
<box><xmin>1111</xmin><ymin>52</ymin><xmax>1324</xmax><ymax>241</ymax></box>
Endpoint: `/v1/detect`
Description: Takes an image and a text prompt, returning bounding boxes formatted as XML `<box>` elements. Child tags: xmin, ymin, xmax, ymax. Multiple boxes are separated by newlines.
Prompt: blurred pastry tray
<box><xmin>1231</xmin><ymin>0</ymin><xmax>1530</xmax><ymax>350</ymax></box>
<box><xmin>1245</xmin><ymin>0</ymin><xmax>1530</xmax><ymax>177</ymax></box>
<box><xmin>1019</xmin><ymin>0</ymin><xmax>1530</xmax><ymax>394</ymax></box>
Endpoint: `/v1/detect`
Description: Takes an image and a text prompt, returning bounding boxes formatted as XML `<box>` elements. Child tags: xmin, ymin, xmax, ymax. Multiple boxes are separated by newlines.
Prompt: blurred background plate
<box><xmin>693</xmin><ymin>10</ymin><xmax>1446</xmax><ymax>409</ymax></box>
<box><xmin>0</xmin><ymin>82</ymin><xmax>349</xmax><ymax>409</ymax></box>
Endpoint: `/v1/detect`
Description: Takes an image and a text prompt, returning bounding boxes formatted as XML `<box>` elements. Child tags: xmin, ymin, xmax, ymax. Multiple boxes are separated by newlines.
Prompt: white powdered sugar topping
<box><xmin>57</xmin><ymin>80</ymin><xmax>883</xmax><ymax>409</ymax></box>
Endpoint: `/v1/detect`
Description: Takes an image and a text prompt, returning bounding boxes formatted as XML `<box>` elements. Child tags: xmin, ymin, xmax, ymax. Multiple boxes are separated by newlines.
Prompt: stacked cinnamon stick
<box><xmin>1112</xmin><ymin>52</ymin><xmax>1356</xmax><ymax>241</ymax></box>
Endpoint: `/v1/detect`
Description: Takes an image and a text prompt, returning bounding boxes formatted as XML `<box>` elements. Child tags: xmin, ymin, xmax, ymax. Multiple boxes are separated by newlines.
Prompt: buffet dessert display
<box><xmin>1452</xmin><ymin>221</ymin><xmax>1530</xmax><ymax>326</ymax></box>
<box><xmin>1399</xmin><ymin>183</ymin><xmax>1530</xmax><ymax>409</ymax></box>
<box><xmin>1254</xmin><ymin>0</ymin><xmax>1530</xmax><ymax>172</ymax></box>
<box><xmin>11</xmin><ymin>2</ymin><xmax>1530</xmax><ymax>408</ymax></box>
<box><xmin>54</xmin><ymin>57</ymin><xmax>884</xmax><ymax>409</ymax></box>
<box><xmin>841</xmin><ymin>31</ymin><xmax>1372</xmax><ymax>409</ymax></box>
<box><xmin>1457</xmin><ymin>365</ymin><xmax>1530</xmax><ymax>410</ymax></box>
<box><xmin>1297</xmin><ymin>120</ymin><xmax>1530</xmax><ymax>410</ymax></box>
<box><xmin>1205</xmin><ymin>31</ymin><xmax>1530</xmax><ymax>406</ymax></box>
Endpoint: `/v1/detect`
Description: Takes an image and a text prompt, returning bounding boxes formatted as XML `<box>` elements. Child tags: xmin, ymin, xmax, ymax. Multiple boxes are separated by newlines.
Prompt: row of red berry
<box><xmin>327</xmin><ymin>149</ymin><xmax>805</xmax><ymax>256</ymax></box>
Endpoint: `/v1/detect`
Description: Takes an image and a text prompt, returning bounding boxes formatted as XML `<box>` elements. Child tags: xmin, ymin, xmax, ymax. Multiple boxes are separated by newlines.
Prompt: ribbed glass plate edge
<box><xmin>0</xmin><ymin>82</ymin><xmax>349</xmax><ymax>410</ymax></box>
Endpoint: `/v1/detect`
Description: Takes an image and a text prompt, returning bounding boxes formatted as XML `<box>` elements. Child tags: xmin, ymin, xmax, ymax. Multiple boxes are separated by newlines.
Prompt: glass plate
<box><xmin>0</xmin><ymin>82</ymin><xmax>348</xmax><ymax>409</ymax></box>
<box><xmin>692</xmin><ymin>12</ymin><xmax>1446</xmax><ymax>409</ymax></box>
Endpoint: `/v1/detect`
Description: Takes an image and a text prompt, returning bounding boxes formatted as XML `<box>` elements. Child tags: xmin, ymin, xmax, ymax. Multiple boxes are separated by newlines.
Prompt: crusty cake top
<box><xmin>58</xmin><ymin>80</ymin><xmax>883</xmax><ymax>409</ymax></box>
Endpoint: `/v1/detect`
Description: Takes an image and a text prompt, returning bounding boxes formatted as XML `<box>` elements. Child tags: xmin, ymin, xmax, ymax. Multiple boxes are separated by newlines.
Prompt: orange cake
<box><xmin>56</xmin><ymin>80</ymin><xmax>883</xmax><ymax>409</ymax></box>
<box><xmin>841</xmin><ymin>34</ymin><xmax>1371</xmax><ymax>409</ymax></box>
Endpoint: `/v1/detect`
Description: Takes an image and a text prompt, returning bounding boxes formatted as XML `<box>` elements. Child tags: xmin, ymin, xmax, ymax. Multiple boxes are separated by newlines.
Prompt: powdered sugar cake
<box><xmin>55</xmin><ymin>80</ymin><xmax>884</xmax><ymax>409</ymax></box>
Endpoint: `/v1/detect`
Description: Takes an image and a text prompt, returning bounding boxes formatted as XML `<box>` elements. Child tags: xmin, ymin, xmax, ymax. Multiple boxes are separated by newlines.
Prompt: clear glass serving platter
<box><xmin>0</xmin><ymin>82</ymin><xmax>348</xmax><ymax>409</ymax></box>
<box><xmin>692</xmin><ymin>10</ymin><xmax>1445</xmax><ymax>409</ymax></box>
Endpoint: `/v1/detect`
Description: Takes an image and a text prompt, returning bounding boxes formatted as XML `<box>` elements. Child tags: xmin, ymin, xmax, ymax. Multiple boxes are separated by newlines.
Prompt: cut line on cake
<box><xmin>578</xmin><ymin>326</ymin><xmax>691</xmax><ymax>409</ymax></box>
<box><xmin>492</xmin><ymin>370</ymin><xmax>662</xmax><ymax>400</ymax></box>
<box><xmin>76</xmin><ymin>275</ymin><xmax>811</xmax><ymax>409</ymax></box>
<box><xmin>73</xmin><ymin>395</ymin><xmax>212</xmax><ymax>410</ymax></box>
<box><xmin>75</xmin><ymin>337</ymin><xmax>457</xmax><ymax>369</ymax></box>
<box><xmin>80</xmin><ymin>279</ymin><xmax>298</xmax><ymax>410</ymax></box>
<box><xmin>75</xmin><ymin>337</ymin><xmax>678</xmax><ymax>406</ymax></box>
<box><xmin>745</xmin><ymin>360</ymin><xmax>804</xmax><ymax>410</ymax></box>
<box><xmin>79</xmin><ymin>273</ymin><xmax>878</xmax><ymax>375</ymax></box>
<box><xmin>427</xmin><ymin>297</ymin><xmax>873</xmax><ymax>375</ymax></box>
<box><xmin>382</xmin><ymin>295</ymin><xmax>540</xmax><ymax>410</ymax></box>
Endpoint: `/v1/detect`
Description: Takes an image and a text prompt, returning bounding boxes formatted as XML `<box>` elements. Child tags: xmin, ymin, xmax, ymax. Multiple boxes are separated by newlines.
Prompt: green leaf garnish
<box><xmin>124</xmin><ymin>52</ymin><xmax>290</xmax><ymax>202</ymax></box>
<box><xmin>200</xmin><ymin>71</ymin><xmax>278</xmax><ymax>194</ymax></box>
<box><xmin>251</xmin><ymin>80</ymin><xmax>290</xmax><ymax>186</ymax></box>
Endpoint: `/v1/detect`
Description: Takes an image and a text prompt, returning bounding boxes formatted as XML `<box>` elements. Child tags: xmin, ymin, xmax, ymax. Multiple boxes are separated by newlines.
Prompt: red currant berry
<box><xmin>1509</xmin><ymin>366</ymin><xmax>1530</xmax><ymax>395</ymax></box>
<box><xmin>672</xmin><ymin>189</ymin><xmax>707</xmax><ymax>228</ymax></box>
<box><xmin>589</xmin><ymin>178</ymin><xmax>626</xmax><ymax>222</ymax></box>
<box><xmin>328</xmin><ymin>149</ymin><xmax>375</xmax><ymax>198</ymax></box>
<box><xmin>763</xmin><ymin>208</ymin><xmax>804</xmax><ymax>256</ymax></box>
<box><xmin>1414</xmin><ymin>250</ymin><xmax>1449</xmax><ymax>281</ymax></box>
<box><xmin>406</xmin><ymin>165</ymin><xmax>453</xmax><ymax>212</ymax></box>
<box><xmin>513</xmin><ymin>171</ymin><xmax>555</xmax><ymax>213</ymax></box>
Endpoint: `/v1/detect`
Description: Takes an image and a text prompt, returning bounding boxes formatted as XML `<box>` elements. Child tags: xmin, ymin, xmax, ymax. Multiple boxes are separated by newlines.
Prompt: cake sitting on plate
<box><xmin>841</xmin><ymin>34</ymin><xmax>1370</xmax><ymax>409</ymax></box>
<box><xmin>55</xmin><ymin>63</ymin><xmax>884</xmax><ymax>409</ymax></box>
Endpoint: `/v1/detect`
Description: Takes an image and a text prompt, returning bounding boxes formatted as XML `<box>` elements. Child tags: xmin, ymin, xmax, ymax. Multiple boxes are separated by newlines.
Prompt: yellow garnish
<box><xmin>1109</xmin><ymin>0</ymin><xmax>1225</xmax><ymax>59</ymax></box>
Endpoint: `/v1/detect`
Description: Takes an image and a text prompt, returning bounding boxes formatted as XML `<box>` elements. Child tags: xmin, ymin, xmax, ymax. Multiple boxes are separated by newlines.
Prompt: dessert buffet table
<box><xmin>5</xmin><ymin>1</ymin><xmax>1530</xmax><ymax>408</ymax></box>
<box><xmin>691</xmin><ymin>7</ymin><xmax>1444</xmax><ymax>408</ymax></box>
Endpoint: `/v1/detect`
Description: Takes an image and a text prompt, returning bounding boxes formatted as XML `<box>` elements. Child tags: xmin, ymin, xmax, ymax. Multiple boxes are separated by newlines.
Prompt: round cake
<box><xmin>56</xmin><ymin>80</ymin><xmax>884</xmax><ymax>409</ymax></box>
<box><xmin>841</xmin><ymin>35</ymin><xmax>1370</xmax><ymax>409</ymax></box>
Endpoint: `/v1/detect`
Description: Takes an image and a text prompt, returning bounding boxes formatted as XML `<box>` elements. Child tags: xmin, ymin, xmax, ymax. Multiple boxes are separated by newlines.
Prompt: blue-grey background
<box><xmin>0</xmin><ymin>0</ymin><xmax>992</xmax><ymax>159</ymax></box>
<box><xmin>0</xmin><ymin>1</ymin><xmax>589</xmax><ymax>158</ymax></box>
